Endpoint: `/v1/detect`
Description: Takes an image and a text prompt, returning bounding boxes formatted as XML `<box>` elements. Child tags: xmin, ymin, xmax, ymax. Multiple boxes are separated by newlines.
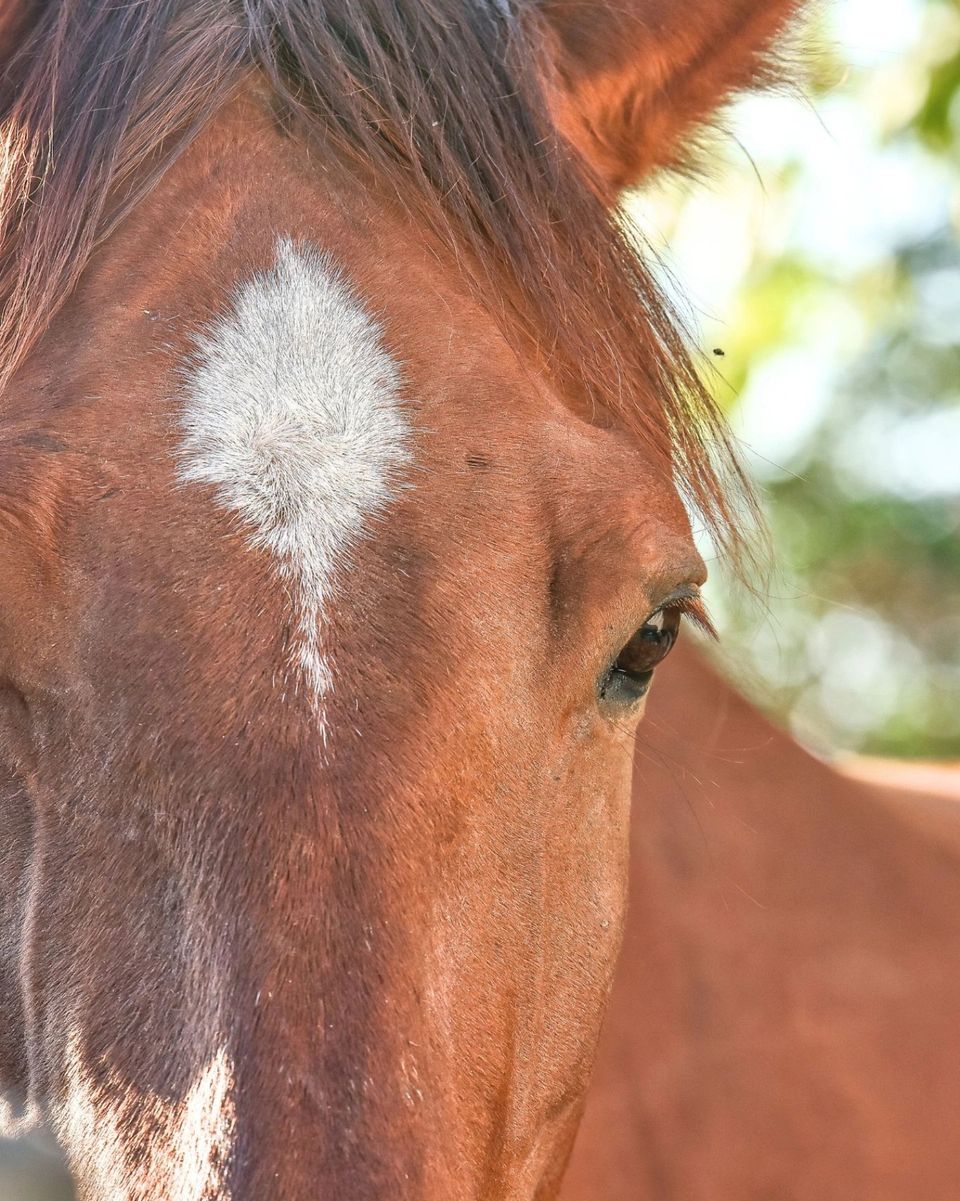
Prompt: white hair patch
<box><xmin>179</xmin><ymin>238</ymin><xmax>412</xmax><ymax>712</ymax></box>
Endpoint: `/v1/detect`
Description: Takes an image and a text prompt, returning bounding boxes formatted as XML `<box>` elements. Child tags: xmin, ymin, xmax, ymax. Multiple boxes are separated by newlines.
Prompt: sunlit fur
<box><xmin>57</xmin><ymin>1040</ymin><xmax>235</xmax><ymax>1199</ymax></box>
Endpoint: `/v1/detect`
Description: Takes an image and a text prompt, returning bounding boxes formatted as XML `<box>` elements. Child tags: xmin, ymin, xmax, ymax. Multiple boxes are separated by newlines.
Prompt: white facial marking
<box><xmin>179</xmin><ymin>237</ymin><xmax>411</xmax><ymax>709</ymax></box>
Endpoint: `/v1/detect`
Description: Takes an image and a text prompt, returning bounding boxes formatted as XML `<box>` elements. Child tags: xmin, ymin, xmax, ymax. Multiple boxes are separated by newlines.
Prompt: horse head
<box><xmin>0</xmin><ymin>1</ymin><xmax>801</xmax><ymax>1196</ymax></box>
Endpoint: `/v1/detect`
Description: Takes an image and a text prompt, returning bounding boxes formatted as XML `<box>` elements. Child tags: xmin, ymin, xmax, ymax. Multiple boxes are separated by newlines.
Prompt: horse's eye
<box><xmin>599</xmin><ymin>607</ymin><xmax>682</xmax><ymax>708</ymax></box>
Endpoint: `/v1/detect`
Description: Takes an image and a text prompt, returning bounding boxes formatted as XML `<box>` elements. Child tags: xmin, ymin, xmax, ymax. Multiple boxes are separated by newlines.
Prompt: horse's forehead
<box><xmin>174</xmin><ymin>232</ymin><xmax>668</xmax><ymax>510</ymax></box>
<box><xmin>173</xmin><ymin>236</ymin><xmax>413</xmax><ymax>709</ymax></box>
<box><xmin>4</xmin><ymin>231</ymin><xmax>692</xmax><ymax>642</ymax></box>
<box><xmin>179</xmin><ymin>237</ymin><xmax>413</xmax><ymax>589</ymax></box>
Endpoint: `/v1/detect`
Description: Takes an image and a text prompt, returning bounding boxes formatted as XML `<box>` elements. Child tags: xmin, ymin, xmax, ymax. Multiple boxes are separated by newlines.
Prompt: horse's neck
<box><xmin>562</xmin><ymin>644</ymin><xmax>960</xmax><ymax>1201</ymax></box>
<box><xmin>634</xmin><ymin>642</ymin><xmax>960</xmax><ymax>893</ymax></box>
<box><xmin>626</xmin><ymin>641</ymin><xmax>960</xmax><ymax>1004</ymax></box>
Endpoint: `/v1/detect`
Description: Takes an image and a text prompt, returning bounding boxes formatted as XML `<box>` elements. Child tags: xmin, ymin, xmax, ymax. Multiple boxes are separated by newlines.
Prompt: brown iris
<box><xmin>599</xmin><ymin>607</ymin><xmax>682</xmax><ymax>707</ymax></box>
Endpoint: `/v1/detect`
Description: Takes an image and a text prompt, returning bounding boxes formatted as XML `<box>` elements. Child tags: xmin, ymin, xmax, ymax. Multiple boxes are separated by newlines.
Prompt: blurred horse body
<box><xmin>564</xmin><ymin>642</ymin><xmax>960</xmax><ymax>1201</ymax></box>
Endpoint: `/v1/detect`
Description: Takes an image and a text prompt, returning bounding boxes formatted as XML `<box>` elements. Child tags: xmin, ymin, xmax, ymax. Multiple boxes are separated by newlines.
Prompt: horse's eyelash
<box><xmin>659</xmin><ymin>595</ymin><xmax>718</xmax><ymax>641</ymax></box>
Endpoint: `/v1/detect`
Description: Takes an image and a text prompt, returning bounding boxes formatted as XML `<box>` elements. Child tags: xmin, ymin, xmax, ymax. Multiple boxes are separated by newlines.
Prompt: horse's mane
<box><xmin>0</xmin><ymin>0</ymin><xmax>755</xmax><ymax>557</ymax></box>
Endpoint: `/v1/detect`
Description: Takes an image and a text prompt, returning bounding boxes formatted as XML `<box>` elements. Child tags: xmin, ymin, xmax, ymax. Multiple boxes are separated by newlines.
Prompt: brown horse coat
<box><xmin>4</xmin><ymin>645</ymin><xmax>959</xmax><ymax>1198</ymax></box>
<box><xmin>564</xmin><ymin>643</ymin><xmax>960</xmax><ymax>1201</ymax></box>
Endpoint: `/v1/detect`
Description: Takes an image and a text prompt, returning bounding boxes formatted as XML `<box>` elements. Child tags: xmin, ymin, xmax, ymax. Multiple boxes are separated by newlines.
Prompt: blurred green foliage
<box><xmin>635</xmin><ymin>0</ymin><xmax>960</xmax><ymax>758</ymax></box>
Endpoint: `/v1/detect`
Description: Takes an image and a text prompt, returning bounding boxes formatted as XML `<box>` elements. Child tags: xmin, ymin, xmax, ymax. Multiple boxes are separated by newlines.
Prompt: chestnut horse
<box><xmin>0</xmin><ymin>0</ymin><xmax>804</xmax><ymax>1197</ymax></box>
<box><xmin>563</xmin><ymin>643</ymin><xmax>960</xmax><ymax>1201</ymax></box>
<box><xmin>4</xmin><ymin>650</ymin><xmax>960</xmax><ymax>1200</ymax></box>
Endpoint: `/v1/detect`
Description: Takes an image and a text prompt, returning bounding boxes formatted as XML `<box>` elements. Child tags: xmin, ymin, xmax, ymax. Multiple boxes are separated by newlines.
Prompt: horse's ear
<box><xmin>534</xmin><ymin>0</ymin><xmax>806</xmax><ymax>191</ymax></box>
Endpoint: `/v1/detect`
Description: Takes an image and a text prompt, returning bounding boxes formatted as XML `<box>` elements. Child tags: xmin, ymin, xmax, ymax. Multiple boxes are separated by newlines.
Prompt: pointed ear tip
<box><xmin>538</xmin><ymin>0</ymin><xmax>815</xmax><ymax>194</ymax></box>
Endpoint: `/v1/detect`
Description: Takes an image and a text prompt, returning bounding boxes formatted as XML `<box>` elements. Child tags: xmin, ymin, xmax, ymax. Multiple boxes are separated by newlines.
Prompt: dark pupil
<box><xmin>617</xmin><ymin>615</ymin><xmax>679</xmax><ymax>676</ymax></box>
<box><xmin>599</xmin><ymin>609</ymin><xmax>681</xmax><ymax>706</ymax></box>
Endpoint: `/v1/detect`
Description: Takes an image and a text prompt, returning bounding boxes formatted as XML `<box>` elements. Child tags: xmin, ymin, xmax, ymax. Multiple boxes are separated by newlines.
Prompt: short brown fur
<box><xmin>564</xmin><ymin>643</ymin><xmax>960</xmax><ymax>1200</ymax></box>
